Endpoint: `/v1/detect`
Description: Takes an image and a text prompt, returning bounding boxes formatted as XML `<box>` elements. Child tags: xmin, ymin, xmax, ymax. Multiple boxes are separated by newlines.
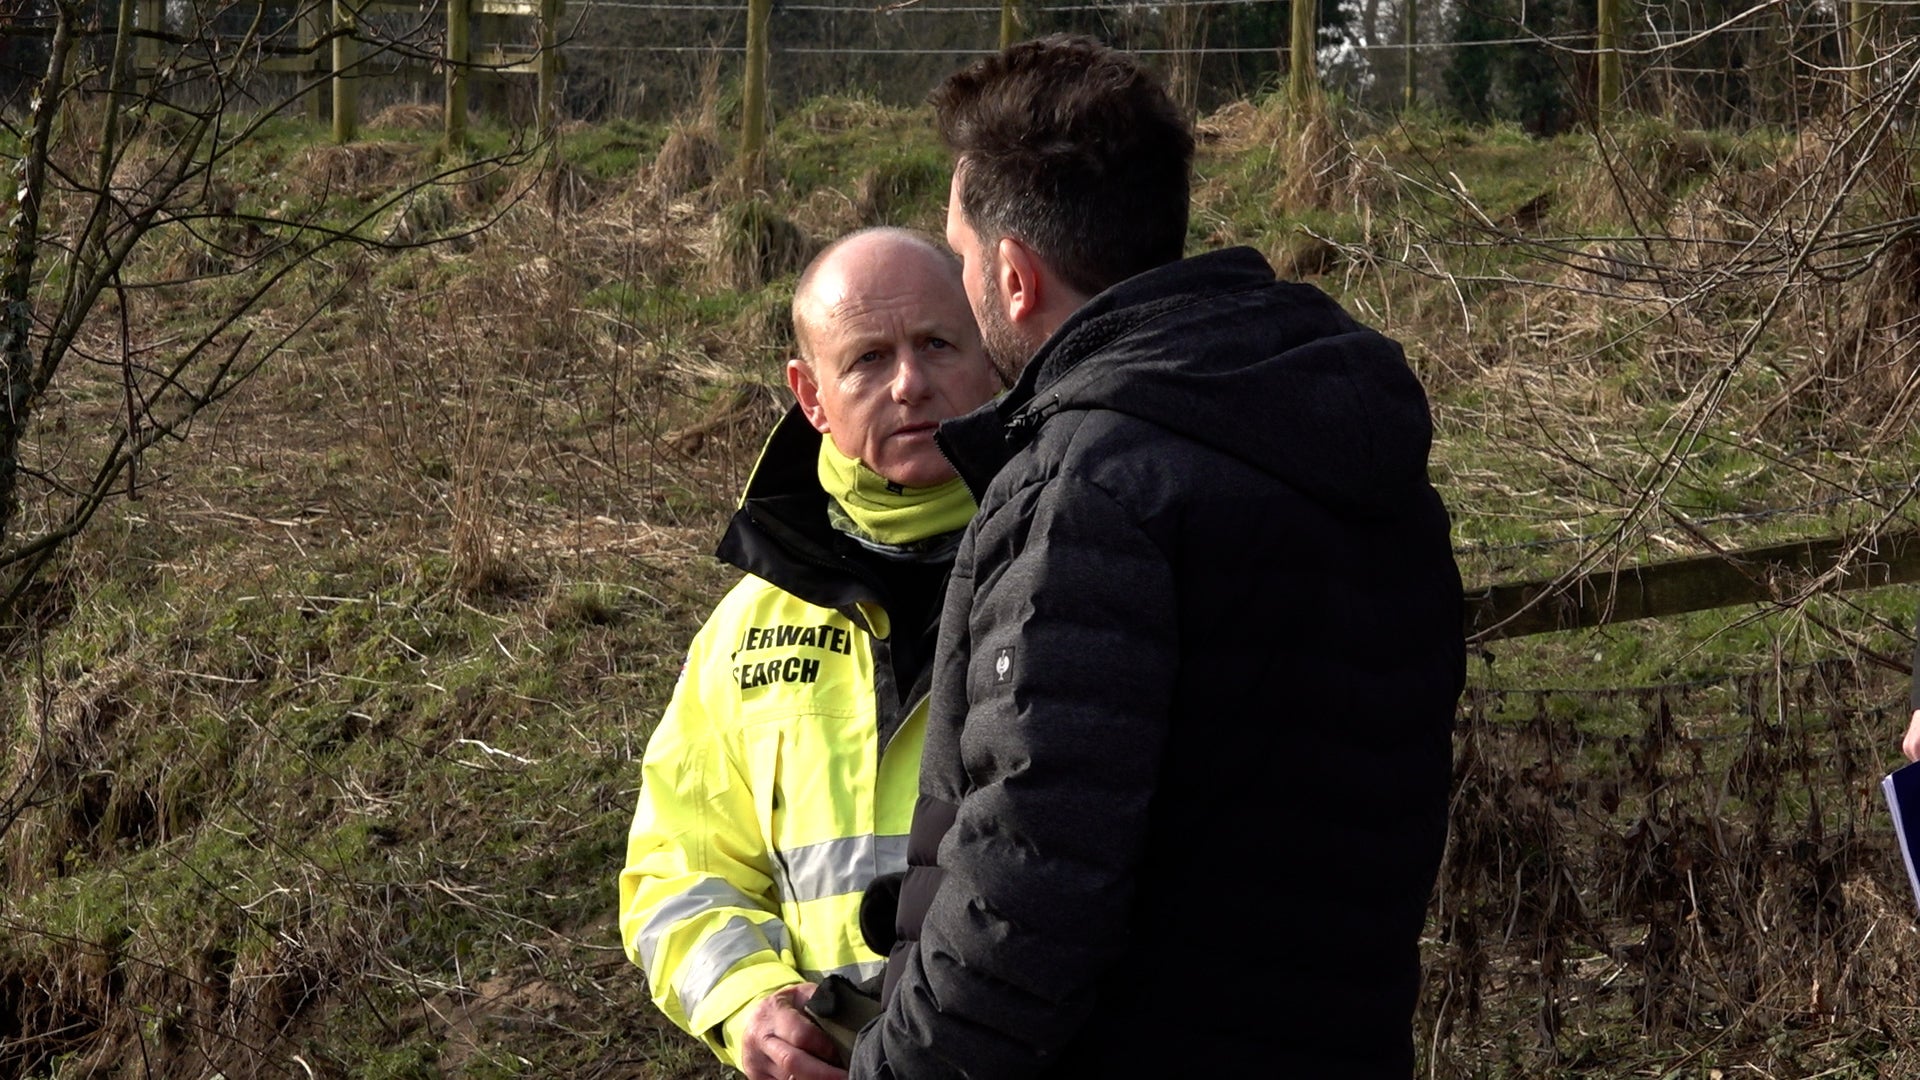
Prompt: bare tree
<box><xmin>0</xmin><ymin>0</ymin><xmax>538</xmax><ymax>629</ymax></box>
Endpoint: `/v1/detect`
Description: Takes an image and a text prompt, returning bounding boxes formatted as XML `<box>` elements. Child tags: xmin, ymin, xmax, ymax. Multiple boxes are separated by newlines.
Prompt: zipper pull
<box><xmin>1005</xmin><ymin>397</ymin><xmax>1059</xmax><ymax>442</ymax></box>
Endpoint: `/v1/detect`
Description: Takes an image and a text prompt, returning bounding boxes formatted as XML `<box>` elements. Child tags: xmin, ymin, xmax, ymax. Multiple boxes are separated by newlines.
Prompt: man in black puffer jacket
<box><xmin>849</xmin><ymin>36</ymin><xmax>1467</xmax><ymax>1080</ymax></box>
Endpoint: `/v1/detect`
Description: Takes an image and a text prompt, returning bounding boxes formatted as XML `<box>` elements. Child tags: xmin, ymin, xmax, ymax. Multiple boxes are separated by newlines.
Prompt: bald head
<box><xmin>784</xmin><ymin>226</ymin><xmax>1001</xmax><ymax>488</ymax></box>
<box><xmin>792</xmin><ymin>227</ymin><xmax>966</xmax><ymax>368</ymax></box>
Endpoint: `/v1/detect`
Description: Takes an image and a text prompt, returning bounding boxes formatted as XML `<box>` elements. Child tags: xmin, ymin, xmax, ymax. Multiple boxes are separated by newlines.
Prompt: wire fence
<box><xmin>546</xmin><ymin>0</ymin><xmax>1891</xmax><ymax>127</ymax></box>
<box><xmin>0</xmin><ymin>0</ymin><xmax>1898</xmax><ymax>136</ymax></box>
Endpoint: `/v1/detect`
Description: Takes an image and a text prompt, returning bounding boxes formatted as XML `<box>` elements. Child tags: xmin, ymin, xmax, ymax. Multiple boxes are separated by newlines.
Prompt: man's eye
<box><xmin>855</xmin><ymin>351</ymin><xmax>882</xmax><ymax>364</ymax></box>
<box><xmin>927</xmin><ymin>337</ymin><xmax>952</xmax><ymax>350</ymax></box>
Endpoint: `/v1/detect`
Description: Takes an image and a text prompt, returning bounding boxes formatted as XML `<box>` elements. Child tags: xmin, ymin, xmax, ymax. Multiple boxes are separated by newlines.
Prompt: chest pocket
<box><xmin>744</xmin><ymin>709</ymin><xmax>880</xmax><ymax>881</ymax></box>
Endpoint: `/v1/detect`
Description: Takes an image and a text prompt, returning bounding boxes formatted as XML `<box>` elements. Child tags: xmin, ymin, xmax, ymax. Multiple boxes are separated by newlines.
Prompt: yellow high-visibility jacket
<box><xmin>618</xmin><ymin>408</ymin><xmax>937</xmax><ymax>1067</ymax></box>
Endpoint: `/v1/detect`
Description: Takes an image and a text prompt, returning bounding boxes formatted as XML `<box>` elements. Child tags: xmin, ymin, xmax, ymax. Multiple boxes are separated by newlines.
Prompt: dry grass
<box><xmin>1275</xmin><ymin>97</ymin><xmax>1359</xmax><ymax>215</ymax></box>
<box><xmin>649</xmin><ymin>124</ymin><xmax>728</xmax><ymax>202</ymax></box>
<box><xmin>5</xmin><ymin>89</ymin><xmax>1920</xmax><ymax>1078</ymax></box>
<box><xmin>367</xmin><ymin>103</ymin><xmax>443</xmax><ymax>131</ymax></box>
<box><xmin>288</xmin><ymin>140</ymin><xmax>432</xmax><ymax>200</ymax></box>
<box><xmin>853</xmin><ymin>156</ymin><xmax>946</xmax><ymax>228</ymax></box>
<box><xmin>715</xmin><ymin>198</ymin><xmax>815</xmax><ymax>292</ymax></box>
<box><xmin>1563</xmin><ymin>124</ymin><xmax>1719</xmax><ymax>230</ymax></box>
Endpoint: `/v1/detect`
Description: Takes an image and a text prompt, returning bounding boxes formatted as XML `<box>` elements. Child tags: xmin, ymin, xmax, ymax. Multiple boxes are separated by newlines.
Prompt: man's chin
<box><xmin>876</xmin><ymin>457</ymin><xmax>958</xmax><ymax>491</ymax></box>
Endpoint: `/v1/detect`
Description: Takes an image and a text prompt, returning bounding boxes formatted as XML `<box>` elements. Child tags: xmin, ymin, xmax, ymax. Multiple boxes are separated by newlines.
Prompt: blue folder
<box><xmin>1882</xmin><ymin>760</ymin><xmax>1920</xmax><ymax>915</ymax></box>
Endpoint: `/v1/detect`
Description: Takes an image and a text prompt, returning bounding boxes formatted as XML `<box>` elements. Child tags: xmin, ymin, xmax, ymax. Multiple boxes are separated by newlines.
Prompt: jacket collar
<box><xmin>933</xmin><ymin>384</ymin><xmax>1032</xmax><ymax>504</ymax></box>
<box><xmin>716</xmin><ymin>405</ymin><xmax>889</xmax><ymax>626</ymax></box>
<box><xmin>934</xmin><ymin>248</ymin><xmax>1275</xmax><ymax>502</ymax></box>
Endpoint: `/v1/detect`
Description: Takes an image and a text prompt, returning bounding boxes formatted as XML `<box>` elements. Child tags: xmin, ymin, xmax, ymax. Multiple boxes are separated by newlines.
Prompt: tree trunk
<box><xmin>446</xmin><ymin>0</ymin><xmax>470</xmax><ymax>148</ymax></box>
<box><xmin>1</xmin><ymin>3</ymin><xmax>75</xmax><ymax>553</ymax></box>
<box><xmin>333</xmin><ymin>0</ymin><xmax>358</xmax><ymax>142</ymax></box>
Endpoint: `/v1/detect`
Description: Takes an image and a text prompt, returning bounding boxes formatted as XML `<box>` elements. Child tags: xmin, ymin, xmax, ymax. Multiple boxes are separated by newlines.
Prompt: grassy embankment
<box><xmin>3</xmin><ymin>92</ymin><xmax>1919</xmax><ymax>1077</ymax></box>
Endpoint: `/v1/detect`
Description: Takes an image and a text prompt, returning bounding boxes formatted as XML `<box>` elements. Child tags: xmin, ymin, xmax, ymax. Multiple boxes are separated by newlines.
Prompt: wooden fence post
<box><xmin>134</xmin><ymin>0</ymin><xmax>160</xmax><ymax>95</ymax></box>
<box><xmin>332</xmin><ymin>0</ymin><xmax>358</xmax><ymax>143</ymax></box>
<box><xmin>1287</xmin><ymin>0</ymin><xmax>1317</xmax><ymax>108</ymax></box>
<box><xmin>1848</xmin><ymin>0</ymin><xmax>1877</xmax><ymax>105</ymax></box>
<box><xmin>538</xmin><ymin>0</ymin><xmax>561</xmax><ymax>138</ymax></box>
<box><xmin>1000</xmin><ymin>0</ymin><xmax>1016</xmax><ymax>50</ymax></box>
<box><xmin>1403</xmin><ymin>0</ymin><xmax>1417</xmax><ymax>110</ymax></box>
<box><xmin>304</xmin><ymin>4</ymin><xmax>327</xmax><ymax>125</ymax></box>
<box><xmin>447</xmin><ymin>0</ymin><xmax>470</xmax><ymax>147</ymax></box>
<box><xmin>742</xmin><ymin>0</ymin><xmax>771</xmax><ymax>182</ymax></box>
<box><xmin>1595</xmin><ymin>0</ymin><xmax>1622</xmax><ymax>127</ymax></box>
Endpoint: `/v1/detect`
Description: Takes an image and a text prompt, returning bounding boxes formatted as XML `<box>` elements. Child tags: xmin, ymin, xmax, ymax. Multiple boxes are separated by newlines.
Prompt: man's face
<box><xmin>946</xmin><ymin>168</ymin><xmax>1034</xmax><ymax>386</ymax></box>
<box><xmin>794</xmin><ymin>243</ymin><xmax>1001</xmax><ymax>489</ymax></box>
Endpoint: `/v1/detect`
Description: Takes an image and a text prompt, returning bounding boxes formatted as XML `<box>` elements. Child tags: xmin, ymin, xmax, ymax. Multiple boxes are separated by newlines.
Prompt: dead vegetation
<box><xmin>853</xmin><ymin>157</ymin><xmax>944</xmax><ymax>228</ymax></box>
<box><xmin>288</xmin><ymin>141</ymin><xmax>433</xmax><ymax>200</ymax></box>
<box><xmin>1428</xmin><ymin>657</ymin><xmax>1920</xmax><ymax>1075</ymax></box>
<box><xmin>716</xmin><ymin>198</ymin><xmax>815</xmax><ymax>291</ymax></box>
<box><xmin>1</xmin><ymin>77</ymin><xmax>1919</xmax><ymax>1078</ymax></box>
<box><xmin>367</xmin><ymin>103</ymin><xmax>444</xmax><ymax>131</ymax></box>
<box><xmin>649</xmin><ymin>124</ymin><xmax>729</xmax><ymax>202</ymax></box>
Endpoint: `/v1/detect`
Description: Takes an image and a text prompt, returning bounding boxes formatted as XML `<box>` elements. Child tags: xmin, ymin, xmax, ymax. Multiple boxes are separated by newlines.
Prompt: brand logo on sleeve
<box><xmin>993</xmin><ymin>647</ymin><xmax>1015</xmax><ymax>685</ymax></box>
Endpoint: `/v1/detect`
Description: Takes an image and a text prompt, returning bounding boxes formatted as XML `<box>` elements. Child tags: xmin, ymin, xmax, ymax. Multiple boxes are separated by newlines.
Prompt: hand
<box><xmin>1904</xmin><ymin>709</ymin><xmax>1920</xmax><ymax>763</ymax></box>
<box><xmin>734</xmin><ymin>983</ymin><xmax>848</xmax><ymax>1080</ymax></box>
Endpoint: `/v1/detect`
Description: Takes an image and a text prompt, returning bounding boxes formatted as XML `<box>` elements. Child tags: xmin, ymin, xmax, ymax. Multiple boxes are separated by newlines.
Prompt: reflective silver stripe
<box><xmin>676</xmin><ymin>916</ymin><xmax>792</xmax><ymax>1016</ymax></box>
<box><xmin>802</xmin><ymin>958</ymin><xmax>886</xmax><ymax>985</ymax></box>
<box><xmin>635</xmin><ymin>877</ymin><xmax>766</xmax><ymax>971</ymax></box>
<box><xmin>773</xmin><ymin>833</ymin><xmax>909</xmax><ymax>905</ymax></box>
<box><xmin>875</xmin><ymin>833</ymin><xmax>908</xmax><ymax>875</ymax></box>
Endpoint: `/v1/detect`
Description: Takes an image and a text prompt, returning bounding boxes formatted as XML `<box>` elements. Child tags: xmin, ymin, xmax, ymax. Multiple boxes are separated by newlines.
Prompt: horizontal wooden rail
<box><xmin>1465</xmin><ymin>527</ymin><xmax>1920</xmax><ymax>642</ymax></box>
<box><xmin>474</xmin><ymin>0</ymin><xmax>545</xmax><ymax>14</ymax></box>
<box><xmin>470</xmin><ymin>44</ymin><xmax>548</xmax><ymax>74</ymax></box>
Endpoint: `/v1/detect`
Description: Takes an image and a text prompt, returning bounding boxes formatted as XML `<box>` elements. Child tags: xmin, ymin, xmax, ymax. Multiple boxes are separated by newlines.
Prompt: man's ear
<box><xmin>788</xmin><ymin>357</ymin><xmax>830</xmax><ymax>433</ymax></box>
<box><xmin>996</xmin><ymin>236</ymin><xmax>1046</xmax><ymax>327</ymax></box>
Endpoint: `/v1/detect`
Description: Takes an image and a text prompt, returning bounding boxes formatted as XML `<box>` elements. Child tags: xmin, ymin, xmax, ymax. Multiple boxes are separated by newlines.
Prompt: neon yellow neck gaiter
<box><xmin>816</xmin><ymin>438</ymin><xmax>975</xmax><ymax>551</ymax></box>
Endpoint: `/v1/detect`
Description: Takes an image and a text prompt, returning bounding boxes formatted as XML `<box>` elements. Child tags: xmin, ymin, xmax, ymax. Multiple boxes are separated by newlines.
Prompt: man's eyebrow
<box><xmin>819</xmin><ymin>334</ymin><xmax>884</xmax><ymax>370</ymax></box>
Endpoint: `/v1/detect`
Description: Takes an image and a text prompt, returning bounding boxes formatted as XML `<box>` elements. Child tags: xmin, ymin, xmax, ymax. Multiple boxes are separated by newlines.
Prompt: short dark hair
<box><xmin>931</xmin><ymin>35</ymin><xmax>1193</xmax><ymax>297</ymax></box>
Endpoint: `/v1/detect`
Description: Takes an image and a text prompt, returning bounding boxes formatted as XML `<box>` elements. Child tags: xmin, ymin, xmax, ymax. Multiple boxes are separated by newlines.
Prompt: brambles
<box><xmin>1428</xmin><ymin>653</ymin><xmax>1917</xmax><ymax>1074</ymax></box>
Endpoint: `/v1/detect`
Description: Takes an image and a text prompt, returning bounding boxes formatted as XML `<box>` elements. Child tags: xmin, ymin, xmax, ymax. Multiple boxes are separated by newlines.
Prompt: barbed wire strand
<box><xmin>562</xmin><ymin>26</ymin><xmax>1848</xmax><ymax>55</ymax></box>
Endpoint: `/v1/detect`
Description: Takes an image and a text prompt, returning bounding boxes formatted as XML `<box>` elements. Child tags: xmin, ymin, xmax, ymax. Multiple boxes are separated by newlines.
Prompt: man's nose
<box><xmin>891</xmin><ymin>348</ymin><xmax>931</xmax><ymax>402</ymax></box>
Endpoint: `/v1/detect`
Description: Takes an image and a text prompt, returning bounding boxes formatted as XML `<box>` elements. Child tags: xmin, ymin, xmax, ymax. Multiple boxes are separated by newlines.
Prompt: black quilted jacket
<box><xmin>851</xmin><ymin>247</ymin><xmax>1466</xmax><ymax>1080</ymax></box>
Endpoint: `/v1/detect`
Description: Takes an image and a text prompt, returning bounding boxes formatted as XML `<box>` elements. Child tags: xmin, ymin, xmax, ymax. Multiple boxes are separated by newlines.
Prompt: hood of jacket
<box><xmin>716</xmin><ymin>404</ymin><xmax>889</xmax><ymax>624</ymax></box>
<box><xmin>939</xmin><ymin>246</ymin><xmax>1436</xmax><ymax>520</ymax></box>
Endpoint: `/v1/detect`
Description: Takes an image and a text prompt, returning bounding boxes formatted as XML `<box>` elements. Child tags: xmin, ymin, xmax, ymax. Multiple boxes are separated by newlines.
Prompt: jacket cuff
<box><xmin>693</xmin><ymin>965</ymin><xmax>806</xmax><ymax>1065</ymax></box>
<box><xmin>718</xmin><ymin>1001</ymin><xmax>757</xmax><ymax>1069</ymax></box>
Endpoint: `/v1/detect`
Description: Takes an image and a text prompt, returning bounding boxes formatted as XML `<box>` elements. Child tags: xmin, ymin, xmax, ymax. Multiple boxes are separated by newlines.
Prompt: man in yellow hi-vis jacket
<box><xmin>619</xmin><ymin>228</ymin><xmax>1002</xmax><ymax>1080</ymax></box>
